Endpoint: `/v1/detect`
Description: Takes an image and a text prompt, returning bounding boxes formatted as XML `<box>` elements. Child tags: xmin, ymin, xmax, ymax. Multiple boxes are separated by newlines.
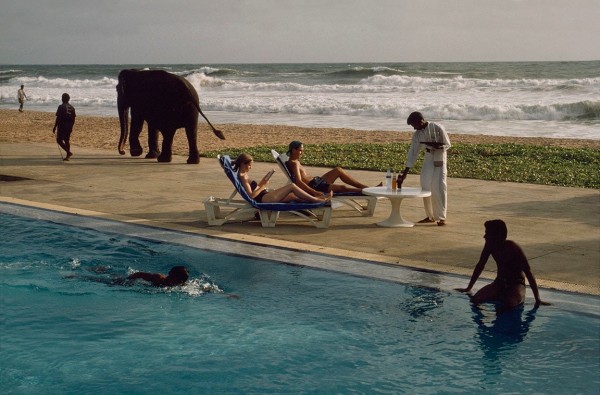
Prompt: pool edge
<box><xmin>2</xmin><ymin>196</ymin><xmax>598</xmax><ymax>298</ymax></box>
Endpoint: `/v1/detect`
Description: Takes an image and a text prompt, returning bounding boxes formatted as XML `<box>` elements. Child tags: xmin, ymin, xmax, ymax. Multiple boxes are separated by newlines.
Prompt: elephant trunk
<box><xmin>118</xmin><ymin>102</ymin><xmax>129</xmax><ymax>155</ymax></box>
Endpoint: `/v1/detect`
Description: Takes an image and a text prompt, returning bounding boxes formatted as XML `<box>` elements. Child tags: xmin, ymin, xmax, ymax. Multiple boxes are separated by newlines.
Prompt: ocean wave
<box><xmin>9</xmin><ymin>75</ymin><xmax>117</xmax><ymax>89</ymax></box>
<box><xmin>359</xmin><ymin>74</ymin><xmax>600</xmax><ymax>91</ymax></box>
<box><xmin>0</xmin><ymin>69</ymin><xmax>22</xmax><ymax>75</ymax></box>
<box><xmin>178</xmin><ymin>66</ymin><xmax>243</xmax><ymax>78</ymax></box>
<box><xmin>184</xmin><ymin>71</ymin><xmax>600</xmax><ymax>95</ymax></box>
<box><xmin>6</xmin><ymin>69</ymin><xmax>598</xmax><ymax>97</ymax></box>
<box><xmin>326</xmin><ymin>66</ymin><xmax>405</xmax><ymax>79</ymax></box>
<box><xmin>206</xmin><ymin>97</ymin><xmax>600</xmax><ymax>122</ymax></box>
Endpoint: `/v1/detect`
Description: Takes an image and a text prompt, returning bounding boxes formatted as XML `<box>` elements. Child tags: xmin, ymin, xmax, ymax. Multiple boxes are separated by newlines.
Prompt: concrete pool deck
<box><xmin>1</xmin><ymin>142</ymin><xmax>598</xmax><ymax>295</ymax></box>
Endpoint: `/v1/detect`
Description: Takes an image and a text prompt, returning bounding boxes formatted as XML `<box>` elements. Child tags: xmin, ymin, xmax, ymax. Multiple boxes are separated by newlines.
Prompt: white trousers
<box><xmin>420</xmin><ymin>151</ymin><xmax>447</xmax><ymax>221</ymax></box>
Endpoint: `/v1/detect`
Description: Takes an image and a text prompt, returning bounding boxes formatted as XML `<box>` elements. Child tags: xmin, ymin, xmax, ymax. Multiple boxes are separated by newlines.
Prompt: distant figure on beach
<box><xmin>127</xmin><ymin>265</ymin><xmax>190</xmax><ymax>287</ymax></box>
<box><xmin>234</xmin><ymin>153</ymin><xmax>331</xmax><ymax>203</ymax></box>
<box><xmin>397</xmin><ymin>112</ymin><xmax>451</xmax><ymax>226</ymax></box>
<box><xmin>455</xmin><ymin>219</ymin><xmax>551</xmax><ymax>314</ymax></box>
<box><xmin>17</xmin><ymin>84</ymin><xmax>27</xmax><ymax>112</ymax></box>
<box><xmin>53</xmin><ymin>93</ymin><xmax>76</xmax><ymax>161</ymax></box>
<box><xmin>286</xmin><ymin>140</ymin><xmax>371</xmax><ymax>196</ymax></box>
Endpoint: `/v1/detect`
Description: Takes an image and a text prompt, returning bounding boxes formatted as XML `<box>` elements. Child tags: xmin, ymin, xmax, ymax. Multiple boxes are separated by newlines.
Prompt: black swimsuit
<box><xmin>493</xmin><ymin>277</ymin><xmax>526</xmax><ymax>290</ymax></box>
<box><xmin>286</xmin><ymin>161</ymin><xmax>330</xmax><ymax>193</ymax></box>
<box><xmin>250</xmin><ymin>181</ymin><xmax>268</xmax><ymax>202</ymax></box>
<box><xmin>308</xmin><ymin>176</ymin><xmax>330</xmax><ymax>193</ymax></box>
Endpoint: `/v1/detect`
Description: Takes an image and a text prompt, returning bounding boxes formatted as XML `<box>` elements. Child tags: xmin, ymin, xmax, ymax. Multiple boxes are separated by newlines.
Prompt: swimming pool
<box><xmin>1</xmin><ymin>203</ymin><xmax>599</xmax><ymax>394</ymax></box>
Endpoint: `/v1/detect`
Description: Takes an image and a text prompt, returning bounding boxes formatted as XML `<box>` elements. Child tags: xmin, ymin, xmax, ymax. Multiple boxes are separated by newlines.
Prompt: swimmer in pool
<box><xmin>455</xmin><ymin>219</ymin><xmax>551</xmax><ymax>314</ymax></box>
<box><xmin>65</xmin><ymin>265</ymin><xmax>189</xmax><ymax>287</ymax></box>
<box><xmin>65</xmin><ymin>265</ymin><xmax>239</xmax><ymax>297</ymax></box>
<box><xmin>126</xmin><ymin>265</ymin><xmax>189</xmax><ymax>287</ymax></box>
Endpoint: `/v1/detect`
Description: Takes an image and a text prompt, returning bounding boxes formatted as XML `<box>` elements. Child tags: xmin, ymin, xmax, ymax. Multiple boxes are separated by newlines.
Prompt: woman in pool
<box><xmin>234</xmin><ymin>153</ymin><xmax>332</xmax><ymax>203</ymax></box>
<box><xmin>455</xmin><ymin>219</ymin><xmax>551</xmax><ymax>314</ymax></box>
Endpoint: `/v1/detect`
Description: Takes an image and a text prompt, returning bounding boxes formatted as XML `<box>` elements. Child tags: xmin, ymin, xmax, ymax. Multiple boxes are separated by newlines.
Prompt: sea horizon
<box><xmin>1</xmin><ymin>61</ymin><xmax>599</xmax><ymax>140</ymax></box>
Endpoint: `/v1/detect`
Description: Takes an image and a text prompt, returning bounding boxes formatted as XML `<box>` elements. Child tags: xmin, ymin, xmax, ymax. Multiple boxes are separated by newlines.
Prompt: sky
<box><xmin>1</xmin><ymin>0</ymin><xmax>599</xmax><ymax>64</ymax></box>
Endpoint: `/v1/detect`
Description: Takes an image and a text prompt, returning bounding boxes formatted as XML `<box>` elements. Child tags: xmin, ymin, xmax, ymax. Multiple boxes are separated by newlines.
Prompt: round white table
<box><xmin>362</xmin><ymin>186</ymin><xmax>431</xmax><ymax>227</ymax></box>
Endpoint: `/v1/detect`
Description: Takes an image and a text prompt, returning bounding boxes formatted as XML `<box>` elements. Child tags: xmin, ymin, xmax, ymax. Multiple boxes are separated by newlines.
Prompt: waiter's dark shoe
<box><xmin>417</xmin><ymin>217</ymin><xmax>435</xmax><ymax>224</ymax></box>
<box><xmin>437</xmin><ymin>220</ymin><xmax>446</xmax><ymax>226</ymax></box>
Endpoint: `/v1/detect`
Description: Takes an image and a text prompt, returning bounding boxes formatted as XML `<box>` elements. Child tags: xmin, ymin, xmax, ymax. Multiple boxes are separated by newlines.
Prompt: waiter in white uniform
<box><xmin>398</xmin><ymin>111</ymin><xmax>451</xmax><ymax>226</ymax></box>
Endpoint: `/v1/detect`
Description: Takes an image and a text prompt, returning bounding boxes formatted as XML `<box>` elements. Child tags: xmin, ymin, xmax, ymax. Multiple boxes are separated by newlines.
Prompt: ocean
<box><xmin>1</xmin><ymin>62</ymin><xmax>598</xmax><ymax>140</ymax></box>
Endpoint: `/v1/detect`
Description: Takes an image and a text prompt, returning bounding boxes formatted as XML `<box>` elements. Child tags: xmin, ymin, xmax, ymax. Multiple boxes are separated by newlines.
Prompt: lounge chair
<box><xmin>204</xmin><ymin>155</ymin><xmax>332</xmax><ymax>228</ymax></box>
<box><xmin>271</xmin><ymin>149</ymin><xmax>377</xmax><ymax>217</ymax></box>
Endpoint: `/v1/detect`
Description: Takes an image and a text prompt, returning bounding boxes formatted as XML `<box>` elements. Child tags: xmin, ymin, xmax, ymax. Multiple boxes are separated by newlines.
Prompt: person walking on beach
<box><xmin>397</xmin><ymin>112</ymin><xmax>451</xmax><ymax>226</ymax></box>
<box><xmin>17</xmin><ymin>85</ymin><xmax>27</xmax><ymax>112</ymax></box>
<box><xmin>455</xmin><ymin>219</ymin><xmax>551</xmax><ymax>315</ymax></box>
<box><xmin>53</xmin><ymin>93</ymin><xmax>76</xmax><ymax>161</ymax></box>
<box><xmin>286</xmin><ymin>140</ymin><xmax>371</xmax><ymax>197</ymax></box>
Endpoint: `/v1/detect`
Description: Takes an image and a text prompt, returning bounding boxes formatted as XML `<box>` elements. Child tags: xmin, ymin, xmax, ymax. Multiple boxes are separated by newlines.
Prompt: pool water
<box><xmin>1</xmin><ymin>208</ymin><xmax>599</xmax><ymax>394</ymax></box>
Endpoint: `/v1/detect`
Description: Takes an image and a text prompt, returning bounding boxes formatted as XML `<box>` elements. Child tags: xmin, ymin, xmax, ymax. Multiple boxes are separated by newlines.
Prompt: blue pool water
<box><xmin>1</xmin><ymin>205</ymin><xmax>599</xmax><ymax>394</ymax></box>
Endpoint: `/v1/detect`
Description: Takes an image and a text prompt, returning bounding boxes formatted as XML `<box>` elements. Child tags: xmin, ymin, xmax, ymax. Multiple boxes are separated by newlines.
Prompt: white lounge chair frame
<box><xmin>204</xmin><ymin>155</ymin><xmax>332</xmax><ymax>228</ymax></box>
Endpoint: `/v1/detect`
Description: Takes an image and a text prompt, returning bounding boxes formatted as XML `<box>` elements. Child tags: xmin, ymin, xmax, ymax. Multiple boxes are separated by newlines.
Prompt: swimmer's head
<box><xmin>166</xmin><ymin>265</ymin><xmax>189</xmax><ymax>286</ymax></box>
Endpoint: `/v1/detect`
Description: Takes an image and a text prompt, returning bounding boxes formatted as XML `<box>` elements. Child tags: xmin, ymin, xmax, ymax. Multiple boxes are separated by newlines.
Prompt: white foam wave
<box><xmin>186</xmin><ymin>71</ymin><xmax>600</xmax><ymax>96</ymax></box>
<box><xmin>206</xmin><ymin>93</ymin><xmax>599</xmax><ymax>122</ymax></box>
<box><xmin>11</xmin><ymin>75</ymin><xmax>117</xmax><ymax>89</ymax></box>
<box><xmin>0</xmin><ymin>69</ymin><xmax>22</xmax><ymax>75</ymax></box>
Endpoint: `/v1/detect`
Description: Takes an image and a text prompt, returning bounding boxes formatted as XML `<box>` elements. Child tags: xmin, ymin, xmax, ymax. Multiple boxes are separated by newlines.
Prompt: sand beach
<box><xmin>1</xmin><ymin>110</ymin><xmax>598</xmax><ymax>154</ymax></box>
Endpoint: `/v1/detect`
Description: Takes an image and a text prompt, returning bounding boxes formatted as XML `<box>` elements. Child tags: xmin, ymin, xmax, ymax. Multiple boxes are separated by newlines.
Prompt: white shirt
<box><xmin>405</xmin><ymin>122</ymin><xmax>451</xmax><ymax>168</ymax></box>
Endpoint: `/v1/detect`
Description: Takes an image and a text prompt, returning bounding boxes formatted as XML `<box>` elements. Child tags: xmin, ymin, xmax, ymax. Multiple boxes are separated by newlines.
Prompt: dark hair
<box><xmin>407</xmin><ymin>111</ymin><xmax>424</xmax><ymax>125</ymax></box>
<box><xmin>484</xmin><ymin>219</ymin><xmax>508</xmax><ymax>242</ymax></box>
<box><xmin>233</xmin><ymin>153</ymin><xmax>253</xmax><ymax>171</ymax></box>
<box><xmin>167</xmin><ymin>266</ymin><xmax>189</xmax><ymax>284</ymax></box>
<box><xmin>287</xmin><ymin>140</ymin><xmax>303</xmax><ymax>155</ymax></box>
<box><xmin>61</xmin><ymin>93</ymin><xmax>70</xmax><ymax>103</ymax></box>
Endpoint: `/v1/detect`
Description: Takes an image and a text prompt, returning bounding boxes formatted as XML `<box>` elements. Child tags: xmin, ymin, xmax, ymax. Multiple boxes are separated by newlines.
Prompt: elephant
<box><xmin>116</xmin><ymin>69</ymin><xmax>225</xmax><ymax>164</ymax></box>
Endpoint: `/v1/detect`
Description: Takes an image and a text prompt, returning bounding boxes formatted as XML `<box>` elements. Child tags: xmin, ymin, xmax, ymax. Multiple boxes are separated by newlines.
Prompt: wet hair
<box><xmin>287</xmin><ymin>140</ymin><xmax>303</xmax><ymax>155</ymax></box>
<box><xmin>484</xmin><ymin>219</ymin><xmax>508</xmax><ymax>242</ymax></box>
<box><xmin>233</xmin><ymin>153</ymin><xmax>253</xmax><ymax>171</ymax></box>
<box><xmin>407</xmin><ymin>111</ymin><xmax>424</xmax><ymax>125</ymax></box>
<box><xmin>61</xmin><ymin>93</ymin><xmax>70</xmax><ymax>103</ymax></box>
<box><xmin>20</xmin><ymin>84</ymin><xmax>24</xmax><ymax>88</ymax></box>
<box><xmin>167</xmin><ymin>266</ymin><xmax>189</xmax><ymax>285</ymax></box>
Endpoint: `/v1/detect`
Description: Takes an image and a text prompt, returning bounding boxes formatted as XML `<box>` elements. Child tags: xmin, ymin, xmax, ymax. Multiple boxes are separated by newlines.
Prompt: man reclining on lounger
<box><xmin>285</xmin><ymin>140</ymin><xmax>374</xmax><ymax>197</ymax></box>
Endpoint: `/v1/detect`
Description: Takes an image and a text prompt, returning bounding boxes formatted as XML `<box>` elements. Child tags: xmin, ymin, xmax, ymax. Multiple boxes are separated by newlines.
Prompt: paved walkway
<box><xmin>1</xmin><ymin>142</ymin><xmax>598</xmax><ymax>295</ymax></box>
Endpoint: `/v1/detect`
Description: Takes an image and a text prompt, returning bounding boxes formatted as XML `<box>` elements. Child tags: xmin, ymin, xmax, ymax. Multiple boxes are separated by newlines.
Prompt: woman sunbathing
<box><xmin>234</xmin><ymin>153</ymin><xmax>332</xmax><ymax>203</ymax></box>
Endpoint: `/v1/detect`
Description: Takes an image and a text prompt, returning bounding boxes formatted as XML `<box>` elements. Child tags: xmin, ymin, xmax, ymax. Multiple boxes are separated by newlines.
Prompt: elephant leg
<box><xmin>129</xmin><ymin>116</ymin><xmax>145</xmax><ymax>157</ymax></box>
<box><xmin>185</xmin><ymin>124</ymin><xmax>200</xmax><ymax>164</ymax></box>
<box><xmin>158</xmin><ymin>129</ymin><xmax>175</xmax><ymax>163</ymax></box>
<box><xmin>145</xmin><ymin>125</ymin><xmax>160</xmax><ymax>159</ymax></box>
